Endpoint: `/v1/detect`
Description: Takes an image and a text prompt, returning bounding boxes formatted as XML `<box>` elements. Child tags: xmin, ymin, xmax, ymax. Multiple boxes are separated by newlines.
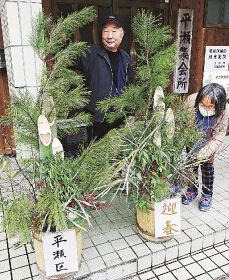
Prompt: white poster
<box><xmin>203</xmin><ymin>71</ymin><xmax>229</xmax><ymax>99</ymax></box>
<box><xmin>203</xmin><ymin>46</ymin><xmax>229</xmax><ymax>99</ymax></box>
<box><xmin>154</xmin><ymin>198</ymin><xmax>181</xmax><ymax>238</ymax></box>
<box><xmin>42</xmin><ymin>230</ymin><xmax>79</xmax><ymax>277</ymax></box>
<box><xmin>204</xmin><ymin>46</ymin><xmax>229</xmax><ymax>72</ymax></box>
<box><xmin>173</xmin><ymin>9</ymin><xmax>194</xmax><ymax>94</ymax></box>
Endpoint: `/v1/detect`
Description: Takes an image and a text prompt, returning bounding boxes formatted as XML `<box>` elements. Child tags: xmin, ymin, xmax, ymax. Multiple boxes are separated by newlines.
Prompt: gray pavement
<box><xmin>0</xmin><ymin>136</ymin><xmax>229</xmax><ymax>280</ymax></box>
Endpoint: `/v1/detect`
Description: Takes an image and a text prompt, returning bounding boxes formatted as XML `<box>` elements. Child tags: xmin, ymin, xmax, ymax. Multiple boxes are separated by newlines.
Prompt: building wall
<box><xmin>0</xmin><ymin>0</ymin><xmax>228</xmax><ymax>155</ymax></box>
<box><xmin>0</xmin><ymin>20</ymin><xmax>14</xmax><ymax>154</ymax></box>
<box><xmin>169</xmin><ymin>0</ymin><xmax>229</xmax><ymax>94</ymax></box>
<box><xmin>1</xmin><ymin>0</ymin><xmax>228</xmax><ymax>98</ymax></box>
<box><xmin>45</xmin><ymin>0</ymin><xmax>229</xmax><ymax>95</ymax></box>
<box><xmin>0</xmin><ymin>0</ymin><xmax>43</xmax><ymax>156</ymax></box>
<box><xmin>1</xmin><ymin>0</ymin><xmax>42</xmax><ymax>93</ymax></box>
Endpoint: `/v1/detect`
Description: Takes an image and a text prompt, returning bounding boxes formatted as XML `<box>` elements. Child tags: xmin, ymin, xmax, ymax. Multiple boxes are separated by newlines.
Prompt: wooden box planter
<box><xmin>33</xmin><ymin>228</ymin><xmax>83</xmax><ymax>279</ymax></box>
<box><xmin>136</xmin><ymin>198</ymin><xmax>180</xmax><ymax>243</ymax></box>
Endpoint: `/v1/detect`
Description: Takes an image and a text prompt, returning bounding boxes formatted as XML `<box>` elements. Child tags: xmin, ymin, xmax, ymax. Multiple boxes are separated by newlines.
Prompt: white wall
<box><xmin>0</xmin><ymin>0</ymin><xmax>43</xmax><ymax>157</ymax></box>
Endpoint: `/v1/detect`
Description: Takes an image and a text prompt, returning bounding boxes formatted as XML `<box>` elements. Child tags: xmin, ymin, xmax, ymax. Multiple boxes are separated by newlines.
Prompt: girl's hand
<box><xmin>196</xmin><ymin>149</ymin><xmax>206</xmax><ymax>161</ymax></box>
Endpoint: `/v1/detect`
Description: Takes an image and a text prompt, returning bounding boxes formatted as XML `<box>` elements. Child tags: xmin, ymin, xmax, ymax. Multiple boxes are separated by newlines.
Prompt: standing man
<box><xmin>75</xmin><ymin>15</ymin><xmax>134</xmax><ymax>141</ymax></box>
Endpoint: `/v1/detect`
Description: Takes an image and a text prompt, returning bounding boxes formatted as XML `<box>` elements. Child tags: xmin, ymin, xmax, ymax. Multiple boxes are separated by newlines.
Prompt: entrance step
<box><xmin>74</xmin><ymin>139</ymin><xmax>229</xmax><ymax>279</ymax></box>
<box><xmin>75</xmin><ymin>194</ymin><xmax>229</xmax><ymax>280</ymax></box>
<box><xmin>0</xmin><ymin>139</ymin><xmax>228</xmax><ymax>280</ymax></box>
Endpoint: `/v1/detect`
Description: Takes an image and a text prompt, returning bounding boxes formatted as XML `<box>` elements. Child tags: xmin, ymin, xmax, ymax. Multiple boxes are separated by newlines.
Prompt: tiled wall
<box><xmin>0</xmin><ymin>0</ymin><xmax>43</xmax><ymax>157</ymax></box>
<box><xmin>0</xmin><ymin>0</ymin><xmax>43</xmax><ymax>94</ymax></box>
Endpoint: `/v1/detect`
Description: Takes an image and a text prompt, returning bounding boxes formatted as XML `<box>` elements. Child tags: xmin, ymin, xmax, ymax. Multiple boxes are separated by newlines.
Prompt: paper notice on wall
<box><xmin>203</xmin><ymin>46</ymin><xmax>229</xmax><ymax>99</ymax></box>
<box><xmin>204</xmin><ymin>46</ymin><xmax>229</xmax><ymax>72</ymax></box>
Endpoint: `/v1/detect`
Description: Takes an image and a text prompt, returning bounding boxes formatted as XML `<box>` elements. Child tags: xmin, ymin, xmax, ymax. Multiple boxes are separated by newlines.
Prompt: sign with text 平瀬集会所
<box><xmin>173</xmin><ymin>9</ymin><xmax>194</xmax><ymax>94</ymax></box>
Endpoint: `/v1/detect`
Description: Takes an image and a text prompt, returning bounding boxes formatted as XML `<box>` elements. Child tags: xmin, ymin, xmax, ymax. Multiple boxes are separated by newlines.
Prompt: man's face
<box><xmin>102</xmin><ymin>21</ymin><xmax>124</xmax><ymax>52</ymax></box>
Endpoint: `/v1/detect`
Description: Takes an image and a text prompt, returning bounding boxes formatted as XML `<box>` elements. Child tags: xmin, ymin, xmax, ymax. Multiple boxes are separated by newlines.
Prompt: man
<box><xmin>75</xmin><ymin>15</ymin><xmax>134</xmax><ymax>141</ymax></box>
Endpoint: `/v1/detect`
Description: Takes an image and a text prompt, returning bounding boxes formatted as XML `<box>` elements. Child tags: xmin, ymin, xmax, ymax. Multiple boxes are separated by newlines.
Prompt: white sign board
<box><xmin>173</xmin><ymin>9</ymin><xmax>194</xmax><ymax>94</ymax></box>
<box><xmin>203</xmin><ymin>46</ymin><xmax>229</xmax><ymax>99</ymax></box>
<box><xmin>42</xmin><ymin>230</ymin><xmax>79</xmax><ymax>277</ymax></box>
<box><xmin>154</xmin><ymin>198</ymin><xmax>181</xmax><ymax>238</ymax></box>
<box><xmin>204</xmin><ymin>46</ymin><xmax>229</xmax><ymax>72</ymax></box>
<box><xmin>203</xmin><ymin>71</ymin><xmax>229</xmax><ymax>99</ymax></box>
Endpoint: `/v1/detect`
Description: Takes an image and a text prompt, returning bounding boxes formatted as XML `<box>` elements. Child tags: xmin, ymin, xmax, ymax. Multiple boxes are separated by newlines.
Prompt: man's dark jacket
<box><xmin>74</xmin><ymin>45</ymin><xmax>135</xmax><ymax>122</ymax></box>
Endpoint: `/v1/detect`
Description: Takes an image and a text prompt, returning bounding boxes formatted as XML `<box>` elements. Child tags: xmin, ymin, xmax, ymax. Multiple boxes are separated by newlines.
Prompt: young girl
<box><xmin>182</xmin><ymin>83</ymin><xmax>229</xmax><ymax>211</ymax></box>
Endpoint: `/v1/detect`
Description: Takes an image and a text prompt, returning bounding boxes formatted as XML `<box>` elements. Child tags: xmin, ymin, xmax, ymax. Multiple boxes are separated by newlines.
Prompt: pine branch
<box><xmin>0</xmin><ymin>91</ymin><xmax>40</xmax><ymax>149</ymax></box>
<box><xmin>30</xmin><ymin>12</ymin><xmax>52</xmax><ymax>59</ymax></box>
<box><xmin>48</xmin><ymin>7</ymin><xmax>96</xmax><ymax>54</ymax></box>
<box><xmin>56</xmin><ymin>113</ymin><xmax>91</xmax><ymax>138</ymax></box>
<box><xmin>53</xmin><ymin>42</ymin><xmax>88</xmax><ymax>74</ymax></box>
<box><xmin>3</xmin><ymin>196</ymin><xmax>33</xmax><ymax>243</ymax></box>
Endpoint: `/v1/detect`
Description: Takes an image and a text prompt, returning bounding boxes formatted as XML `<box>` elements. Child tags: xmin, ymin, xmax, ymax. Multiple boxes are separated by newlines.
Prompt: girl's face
<box><xmin>199</xmin><ymin>96</ymin><xmax>216</xmax><ymax>117</ymax></box>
